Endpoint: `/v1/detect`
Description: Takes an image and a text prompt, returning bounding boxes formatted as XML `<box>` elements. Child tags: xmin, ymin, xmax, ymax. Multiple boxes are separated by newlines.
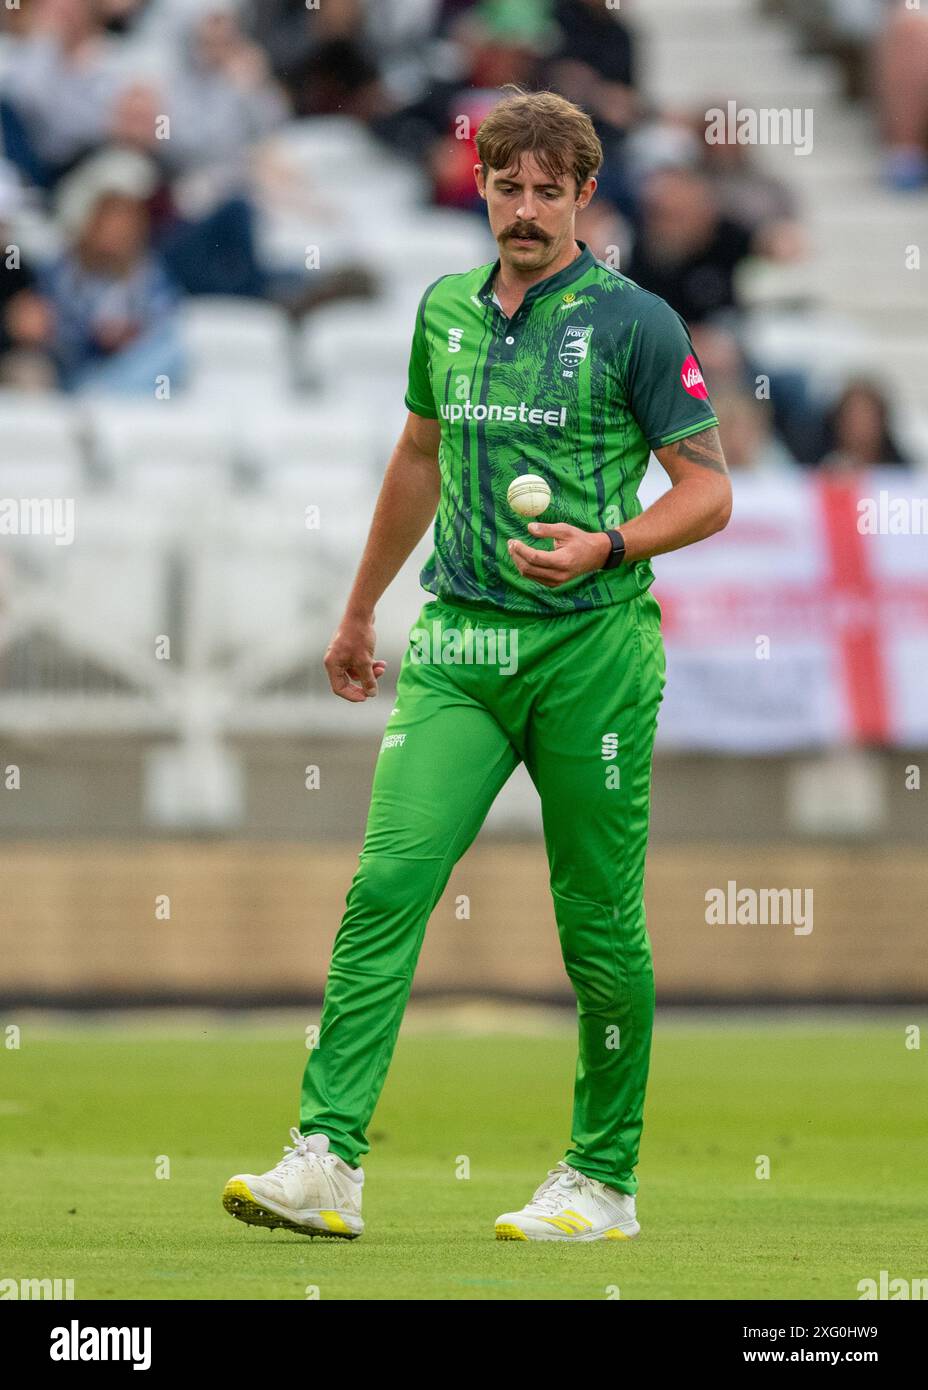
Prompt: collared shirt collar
<box><xmin>478</xmin><ymin>239</ymin><xmax>595</xmax><ymax>308</ymax></box>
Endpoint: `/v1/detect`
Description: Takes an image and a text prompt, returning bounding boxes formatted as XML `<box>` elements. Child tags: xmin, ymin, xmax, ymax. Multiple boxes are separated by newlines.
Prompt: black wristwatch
<box><xmin>601</xmin><ymin>528</ymin><xmax>626</xmax><ymax>570</ymax></box>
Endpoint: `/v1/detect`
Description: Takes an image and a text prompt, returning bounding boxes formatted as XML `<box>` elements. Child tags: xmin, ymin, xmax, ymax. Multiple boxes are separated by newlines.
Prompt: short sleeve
<box><xmin>404</xmin><ymin>288</ymin><xmax>439</xmax><ymax>419</ymax></box>
<box><xmin>622</xmin><ymin>296</ymin><xmax>719</xmax><ymax>450</ymax></box>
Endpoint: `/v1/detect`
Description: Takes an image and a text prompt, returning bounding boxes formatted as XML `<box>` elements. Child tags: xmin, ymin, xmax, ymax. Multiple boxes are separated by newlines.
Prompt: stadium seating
<box><xmin>1</xmin><ymin>0</ymin><xmax>926</xmax><ymax>833</ymax></box>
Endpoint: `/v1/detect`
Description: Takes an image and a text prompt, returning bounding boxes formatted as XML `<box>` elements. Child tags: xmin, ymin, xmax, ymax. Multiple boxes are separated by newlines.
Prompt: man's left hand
<box><xmin>507</xmin><ymin>522</ymin><xmax>613</xmax><ymax>588</ymax></box>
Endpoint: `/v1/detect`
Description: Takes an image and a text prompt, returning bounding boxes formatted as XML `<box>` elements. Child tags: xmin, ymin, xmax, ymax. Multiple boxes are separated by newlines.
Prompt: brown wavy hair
<box><xmin>475</xmin><ymin>85</ymin><xmax>603</xmax><ymax>196</ymax></box>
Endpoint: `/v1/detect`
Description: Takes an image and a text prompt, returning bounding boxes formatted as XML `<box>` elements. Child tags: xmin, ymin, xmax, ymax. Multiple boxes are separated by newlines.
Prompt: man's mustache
<box><xmin>505</xmin><ymin>227</ymin><xmax>548</xmax><ymax>241</ymax></box>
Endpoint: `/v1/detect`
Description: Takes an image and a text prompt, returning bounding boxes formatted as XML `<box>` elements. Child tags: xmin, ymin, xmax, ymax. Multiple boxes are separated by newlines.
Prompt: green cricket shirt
<box><xmin>404</xmin><ymin>238</ymin><xmax>719</xmax><ymax>614</ymax></box>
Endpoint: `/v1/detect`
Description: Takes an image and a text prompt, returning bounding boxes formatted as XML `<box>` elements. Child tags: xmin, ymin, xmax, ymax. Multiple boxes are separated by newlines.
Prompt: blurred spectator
<box><xmin>373</xmin><ymin>2</ymin><xmax>555</xmax><ymax>211</ymax></box>
<box><xmin>291</xmin><ymin>38</ymin><xmax>387</xmax><ymax>120</ymax></box>
<box><xmin>874</xmin><ymin>4</ymin><xmax>928</xmax><ymax>191</ymax></box>
<box><xmin>626</xmin><ymin>166</ymin><xmax>802</xmax><ymax>326</ymax></box>
<box><xmin>243</xmin><ymin>0</ymin><xmax>390</xmax><ymax>120</ymax></box>
<box><xmin>689</xmin><ymin>322</ymin><xmax>824</xmax><ymax>466</ymax></box>
<box><xmin>544</xmin><ymin>0</ymin><xmax>638</xmax><ymax>217</ymax></box>
<box><xmin>816</xmin><ymin>379</ymin><xmax>910</xmax><ymax>471</ymax></box>
<box><xmin>2</xmin><ymin>0</ymin><xmax>125</xmax><ymax>183</ymax></box>
<box><xmin>623</xmin><ymin>114</ymin><xmax>702</xmax><ymax>192</ymax></box>
<box><xmin>689</xmin><ymin>323</ymin><xmax>754</xmax><ymax>396</ymax></box>
<box><xmin>575</xmin><ymin>196</ymin><xmax>630</xmax><ymax>268</ymax></box>
<box><xmin>157</xmin><ymin>8</ymin><xmax>289</xmax><ymax>181</ymax></box>
<box><xmin>158</xmin><ymin>192</ymin><xmax>265</xmax><ymax>301</ymax></box>
<box><xmin>100</xmin><ymin>116</ymin><xmax>322</xmax><ymax>305</ymax></box>
<box><xmin>549</xmin><ymin>0</ymin><xmax>633</xmax><ymax>88</ymax></box>
<box><xmin>104</xmin><ymin>82</ymin><xmax>268</xmax><ymax>300</ymax></box>
<box><xmin>107</xmin><ymin>83</ymin><xmax>169</xmax><ymax>167</ymax></box>
<box><xmin>0</xmin><ymin>163</ymin><xmax>57</xmax><ymax>388</ymax></box>
<box><xmin>762</xmin><ymin>0</ymin><xmax>886</xmax><ymax>100</ymax></box>
<box><xmin>97</xmin><ymin>0</ymin><xmax>152</xmax><ymax>35</ymax></box>
<box><xmin>625</xmin><ymin>167</ymin><xmax>754</xmax><ymax>325</ymax></box>
<box><xmin>713</xmin><ymin>391</ymin><xmax>799</xmax><ymax>473</ymax></box>
<box><xmin>40</xmin><ymin>149</ymin><xmax>185</xmax><ymax>392</ymax></box>
<box><xmin>697</xmin><ymin>115</ymin><xmax>807</xmax><ymax>257</ymax></box>
<box><xmin>771</xmin><ymin>0</ymin><xmax>927</xmax><ymax>189</ymax></box>
<box><xmin>243</xmin><ymin>0</ymin><xmax>361</xmax><ymax>79</ymax></box>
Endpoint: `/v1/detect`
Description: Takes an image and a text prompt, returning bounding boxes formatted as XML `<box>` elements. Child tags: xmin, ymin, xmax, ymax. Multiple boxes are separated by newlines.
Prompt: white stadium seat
<box><xmin>0</xmin><ymin>394</ymin><xmax>85</xmax><ymax>495</ymax></box>
<box><xmin>179</xmin><ymin>297</ymin><xmax>292</xmax><ymax>376</ymax></box>
<box><xmin>362</xmin><ymin>213</ymin><xmax>497</xmax><ymax>308</ymax></box>
<box><xmin>58</xmin><ymin>498</ymin><xmax>172</xmax><ymax>654</ymax></box>
<box><xmin>235</xmin><ymin>401</ymin><xmax>387</xmax><ymax>565</ymax></box>
<box><xmin>83</xmin><ymin>398</ymin><xmax>235</xmax><ymax>496</ymax></box>
<box><xmin>269</xmin><ymin>117</ymin><xmax>387</xmax><ymax>176</ymax></box>
<box><xmin>0</xmin><ymin>459</ymin><xmax>83</xmax><ymax>498</ymax></box>
<box><xmin>298</xmin><ymin>302</ymin><xmax>415</xmax><ymax>394</ymax></box>
<box><xmin>0</xmin><ymin>392</ymin><xmax>83</xmax><ymax>463</ymax></box>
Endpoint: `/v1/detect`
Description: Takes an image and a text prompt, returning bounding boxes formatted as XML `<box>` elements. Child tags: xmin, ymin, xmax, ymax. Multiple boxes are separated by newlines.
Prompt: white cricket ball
<box><xmin>507</xmin><ymin>473</ymin><xmax>551</xmax><ymax>518</ymax></box>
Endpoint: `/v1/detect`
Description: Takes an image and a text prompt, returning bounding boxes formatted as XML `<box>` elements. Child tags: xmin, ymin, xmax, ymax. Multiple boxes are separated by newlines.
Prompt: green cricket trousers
<box><xmin>300</xmin><ymin>587</ymin><xmax>666</xmax><ymax>1195</ymax></box>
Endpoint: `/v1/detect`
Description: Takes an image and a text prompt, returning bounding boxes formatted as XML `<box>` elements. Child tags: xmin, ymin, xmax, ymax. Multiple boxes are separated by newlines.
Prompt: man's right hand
<box><xmin>323</xmin><ymin>615</ymin><xmax>387</xmax><ymax>702</ymax></box>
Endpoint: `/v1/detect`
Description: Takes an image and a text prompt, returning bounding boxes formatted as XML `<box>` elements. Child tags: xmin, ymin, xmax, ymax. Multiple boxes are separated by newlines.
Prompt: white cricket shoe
<box><xmin>223</xmin><ymin>1128</ymin><xmax>364</xmax><ymax>1239</ymax></box>
<box><xmin>495</xmin><ymin>1160</ymin><xmax>640</xmax><ymax>1242</ymax></box>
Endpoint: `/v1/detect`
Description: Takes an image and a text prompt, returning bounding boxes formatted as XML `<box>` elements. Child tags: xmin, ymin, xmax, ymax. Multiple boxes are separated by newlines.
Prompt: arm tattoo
<box><xmin>671</xmin><ymin>426</ymin><xmax>728</xmax><ymax>475</ymax></box>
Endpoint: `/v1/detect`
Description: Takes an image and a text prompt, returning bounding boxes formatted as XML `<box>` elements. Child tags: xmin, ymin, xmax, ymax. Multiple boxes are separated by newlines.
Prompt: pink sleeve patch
<box><xmin>681</xmin><ymin>355</ymin><xmax>708</xmax><ymax>400</ymax></box>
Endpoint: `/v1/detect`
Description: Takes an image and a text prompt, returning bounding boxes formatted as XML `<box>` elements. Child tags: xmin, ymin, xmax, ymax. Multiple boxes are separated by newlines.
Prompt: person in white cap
<box><xmin>40</xmin><ymin>147</ymin><xmax>186</xmax><ymax>392</ymax></box>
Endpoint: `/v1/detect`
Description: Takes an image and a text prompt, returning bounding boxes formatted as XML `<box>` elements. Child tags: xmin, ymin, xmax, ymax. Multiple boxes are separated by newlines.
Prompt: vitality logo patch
<box><xmin>680</xmin><ymin>354</ymin><xmax>708</xmax><ymax>399</ymax></box>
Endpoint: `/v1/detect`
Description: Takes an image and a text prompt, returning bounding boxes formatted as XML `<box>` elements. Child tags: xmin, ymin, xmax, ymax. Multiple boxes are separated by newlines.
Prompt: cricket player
<box><xmin>223</xmin><ymin>89</ymin><xmax>731</xmax><ymax>1242</ymax></box>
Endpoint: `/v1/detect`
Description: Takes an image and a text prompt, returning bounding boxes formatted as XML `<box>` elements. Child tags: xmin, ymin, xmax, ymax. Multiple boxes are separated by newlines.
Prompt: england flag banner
<box><xmin>639</xmin><ymin>466</ymin><xmax>928</xmax><ymax>752</ymax></box>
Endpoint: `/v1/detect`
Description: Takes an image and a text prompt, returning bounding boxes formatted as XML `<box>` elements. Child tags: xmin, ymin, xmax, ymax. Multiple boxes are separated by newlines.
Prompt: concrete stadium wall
<box><xmin>0</xmin><ymin>841</ymin><xmax>925</xmax><ymax>1006</ymax></box>
<box><xmin>0</xmin><ymin>739</ymin><xmax>926</xmax><ymax>844</ymax></box>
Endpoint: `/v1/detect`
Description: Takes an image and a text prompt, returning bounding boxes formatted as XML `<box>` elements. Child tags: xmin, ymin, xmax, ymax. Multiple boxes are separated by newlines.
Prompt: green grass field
<box><xmin>1</xmin><ymin>1013</ymin><xmax>924</xmax><ymax>1300</ymax></box>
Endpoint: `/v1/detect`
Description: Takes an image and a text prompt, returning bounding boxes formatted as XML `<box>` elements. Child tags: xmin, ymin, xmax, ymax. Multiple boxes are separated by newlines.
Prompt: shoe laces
<box><xmin>530</xmin><ymin>1163</ymin><xmax>590</xmax><ymax>1213</ymax></box>
<box><xmin>273</xmin><ymin>1126</ymin><xmax>330</xmax><ymax>1174</ymax></box>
